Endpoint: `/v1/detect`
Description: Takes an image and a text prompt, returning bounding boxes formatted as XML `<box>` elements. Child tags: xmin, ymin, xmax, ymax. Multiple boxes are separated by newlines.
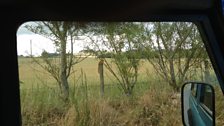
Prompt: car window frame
<box><xmin>1</xmin><ymin>0</ymin><xmax>224</xmax><ymax>126</ymax></box>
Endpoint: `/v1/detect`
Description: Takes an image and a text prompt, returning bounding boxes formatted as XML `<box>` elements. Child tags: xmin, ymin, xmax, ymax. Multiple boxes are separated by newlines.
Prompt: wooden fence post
<box><xmin>98</xmin><ymin>59</ymin><xmax>104</xmax><ymax>96</ymax></box>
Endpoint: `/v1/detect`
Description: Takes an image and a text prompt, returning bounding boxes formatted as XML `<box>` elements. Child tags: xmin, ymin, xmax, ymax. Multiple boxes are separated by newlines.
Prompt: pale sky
<box><xmin>17</xmin><ymin>22</ymin><xmax>155</xmax><ymax>57</ymax></box>
<box><xmin>16</xmin><ymin>22</ymin><xmax>85</xmax><ymax>57</ymax></box>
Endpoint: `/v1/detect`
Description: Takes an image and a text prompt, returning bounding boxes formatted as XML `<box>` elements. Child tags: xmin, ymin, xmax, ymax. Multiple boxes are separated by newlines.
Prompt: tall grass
<box><xmin>19</xmin><ymin>57</ymin><xmax>223</xmax><ymax>126</ymax></box>
<box><xmin>215</xmin><ymin>85</ymin><xmax>224</xmax><ymax>126</ymax></box>
<box><xmin>20</xmin><ymin>71</ymin><xmax>182</xmax><ymax>126</ymax></box>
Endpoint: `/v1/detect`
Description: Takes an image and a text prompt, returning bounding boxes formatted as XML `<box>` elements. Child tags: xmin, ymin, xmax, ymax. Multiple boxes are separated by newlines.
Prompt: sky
<box><xmin>17</xmin><ymin>22</ymin><xmax>156</xmax><ymax>57</ymax></box>
<box><xmin>16</xmin><ymin>22</ymin><xmax>85</xmax><ymax>57</ymax></box>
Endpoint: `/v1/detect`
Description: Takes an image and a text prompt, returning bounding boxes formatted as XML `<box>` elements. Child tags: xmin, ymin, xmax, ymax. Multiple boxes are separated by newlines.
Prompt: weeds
<box><xmin>20</xmin><ymin>76</ymin><xmax>182</xmax><ymax>126</ymax></box>
<box><xmin>20</xmin><ymin>58</ymin><xmax>221</xmax><ymax>126</ymax></box>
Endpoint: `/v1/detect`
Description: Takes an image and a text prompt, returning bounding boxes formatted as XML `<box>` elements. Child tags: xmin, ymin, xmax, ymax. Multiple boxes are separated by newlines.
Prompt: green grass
<box><xmin>20</xmin><ymin>79</ymin><xmax>181</xmax><ymax>126</ymax></box>
<box><xmin>18</xmin><ymin>57</ymin><xmax>223</xmax><ymax>126</ymax></box>
<box><xmin>18</xmin><ymin>57</ymin><xmax>155</xmax><ymax>89</ymax></box>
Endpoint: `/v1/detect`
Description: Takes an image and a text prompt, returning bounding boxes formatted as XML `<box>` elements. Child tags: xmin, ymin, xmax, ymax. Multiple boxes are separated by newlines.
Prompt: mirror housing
<box><xmin>181</xmin><ymin>82</ymin><xmax>215</xmax><ymax>126</ymax></box>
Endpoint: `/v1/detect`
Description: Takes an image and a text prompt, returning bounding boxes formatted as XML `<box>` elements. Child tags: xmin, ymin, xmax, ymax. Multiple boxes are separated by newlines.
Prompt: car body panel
<box><xmin>187</xmin><ymin>84</ymin><xmax>214</xmax><ymax>126</ymax></box>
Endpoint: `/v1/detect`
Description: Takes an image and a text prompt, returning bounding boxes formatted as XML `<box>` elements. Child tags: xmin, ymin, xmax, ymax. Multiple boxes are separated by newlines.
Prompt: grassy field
<box><xmin>18</xmin><ymin>57</ymin><xmax>224</xmax><ymax>126</ymax></box>
<box><xmin>19</xmin><ymin>57</ymin><xmax>154</xmax><ymax>88</ymax></box>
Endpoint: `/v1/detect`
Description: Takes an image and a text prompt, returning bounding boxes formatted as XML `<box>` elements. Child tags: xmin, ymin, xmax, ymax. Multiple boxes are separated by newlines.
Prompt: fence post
<box><xmin>98</xmin><ymin>59</ymin><xmax>104</xmax><ymax>96</ymax></box>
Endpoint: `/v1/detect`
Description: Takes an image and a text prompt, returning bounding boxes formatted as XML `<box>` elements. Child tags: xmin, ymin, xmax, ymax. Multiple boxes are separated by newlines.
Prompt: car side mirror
<box><xmin>181</xmin><ymin>82</ymin><xmax>215</xmax><ymax>126</ymax></box>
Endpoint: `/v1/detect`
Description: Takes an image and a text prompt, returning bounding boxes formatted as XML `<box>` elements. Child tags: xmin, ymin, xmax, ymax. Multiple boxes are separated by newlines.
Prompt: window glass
<box><xmin>17</xmin><ymin>21</ymin><xmax>223</xmax><ymax>125</ymax></box>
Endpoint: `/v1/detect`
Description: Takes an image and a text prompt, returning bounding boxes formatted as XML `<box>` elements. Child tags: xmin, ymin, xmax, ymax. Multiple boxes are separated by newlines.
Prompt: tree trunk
<box><xmin>126</xmin><ymin>89</ymin><xmax>132</xmax><ymax>96</ymax></box>
<box><xmin>60</xmin><ymin>39</ymin><xmax>69</xmax><ymax>101</ymax></box>
<box><xmin>204</xmin><ymin>59</ymin><xmax>210</xmax><ymax>83</ymax></box>
<box><xmin>169</xmin><ymin>59</ymin><xmax>178</xmax><ymax>91</ymax></box>
<box><xmin>98</xmin><ymin>59</ymin><xmax>104</xmax><ymax>97</ymax></box>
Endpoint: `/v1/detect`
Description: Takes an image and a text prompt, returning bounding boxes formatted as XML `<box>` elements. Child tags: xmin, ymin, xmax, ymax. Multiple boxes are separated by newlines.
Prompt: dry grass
<box><xmin>18</xmin><ymin>58</ymin><xmax>155</xmax><ymax>89</ymax></box>
<box><xmin>215</xmin><ymin>85</ymin><xmax>224</xmax><ymax>126</ymax></box>
<box><xmin>136</xmin><ymin>85</ymin><xmax>181</xmax><ymax>126</ymax></box>
<box><xmin>20</xmin><ymin>81</ymin><xmax>182</xmax><ymax>126</ymax></box>
<box><xmin>19</xmin><ymin>57</ymin><xmax>223</xmax><ymax>126</ymax></box>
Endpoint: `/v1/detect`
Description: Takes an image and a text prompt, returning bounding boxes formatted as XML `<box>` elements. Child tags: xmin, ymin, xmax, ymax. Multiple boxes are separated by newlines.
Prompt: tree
<box><xmin>142</xmin><ymin>22</ymin><xmax>205</xmax><ymax>91</ymax></box>
<box><xmin>87</xmin><ymin>22</ymin><xmax>144</xmax><ymax>96</ymax></box>
<box><xmin>26</xmin><ymin>21</ymin><xmax>86</xmax><ymax>101</ymax></box>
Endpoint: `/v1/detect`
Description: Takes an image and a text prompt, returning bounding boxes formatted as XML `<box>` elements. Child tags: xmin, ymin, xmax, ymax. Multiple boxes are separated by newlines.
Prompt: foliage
<box><xmin>142</xmin><ymin>22</ymin><xmax>207</xmax><ymax>91</ymax></box>
<box><xmin>87</xmin><ymin>22</ymin><xmax>145</xmax><ymax>96</ymax></box>
<box><xmin>25</xmin><ymin>21</ymin><xmax>87</xmax><ymax>101</ymax></box>
<box><xmin>41</xmin><ymin>50</ymin><xmax>60</xmax><ymax>58</ymax></box>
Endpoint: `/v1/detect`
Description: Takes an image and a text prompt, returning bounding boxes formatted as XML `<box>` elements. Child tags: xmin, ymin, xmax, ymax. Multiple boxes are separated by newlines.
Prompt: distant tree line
<box><xmin>41</xmin><ymin>50</ymin><xmax>60</xmax><ymax>58</ymax></box>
